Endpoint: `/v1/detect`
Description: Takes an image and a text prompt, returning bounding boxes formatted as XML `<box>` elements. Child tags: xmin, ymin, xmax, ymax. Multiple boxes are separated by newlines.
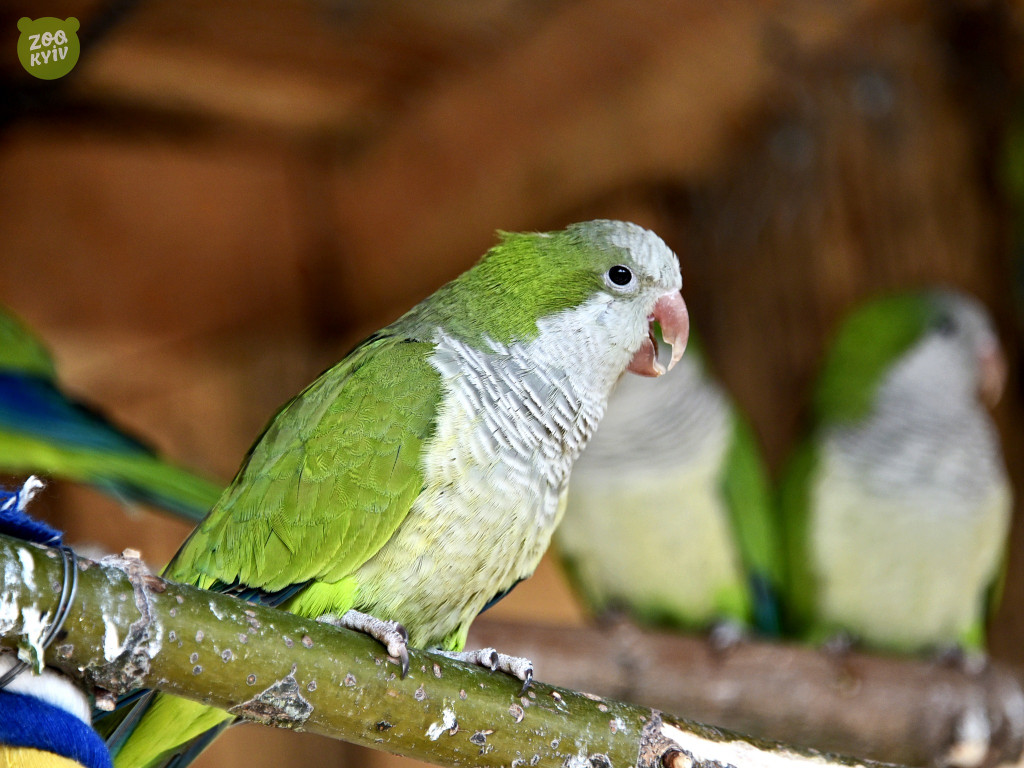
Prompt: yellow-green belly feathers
<box><xmin>809</xmin><ymin>444</ymin><xmax>1011</xmax><ymax>651</ymax></box>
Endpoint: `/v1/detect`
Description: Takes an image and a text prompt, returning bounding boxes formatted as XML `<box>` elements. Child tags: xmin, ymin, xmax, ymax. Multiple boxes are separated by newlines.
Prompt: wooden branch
<box><xmin>0</xmin><ymin>532</ymin><xmax>899</xmax><ymax>768</ymax></box>
<box><xmin>470</xmin><ymin>620</ymin><xmax>1024</xmax><ymax>768</ymax></box>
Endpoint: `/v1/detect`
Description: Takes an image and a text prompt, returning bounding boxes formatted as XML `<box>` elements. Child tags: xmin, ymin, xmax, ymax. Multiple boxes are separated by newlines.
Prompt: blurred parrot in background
<box><xmin>0</xmin><ymin>305</ymin><xmax>222</xmax><ymax>524</ymax></box>
<box><xmin>779</xmin><ymin>289</ymin><xmax>1012</xmax><ymax>657</ymax></box>
<box><xmin>104</xmin><ymin>219</ymin><xmax>689</xmax><ymax>768</ymax></box>
<box><xmin>0</xmin><ymin>306</ymin><xmax>222</xmax><ymax>523</ymax></box>
<box><xmin>555</xmin><ymin>332</ymin><xmax>782</xmax><ymax>638</ymax></box>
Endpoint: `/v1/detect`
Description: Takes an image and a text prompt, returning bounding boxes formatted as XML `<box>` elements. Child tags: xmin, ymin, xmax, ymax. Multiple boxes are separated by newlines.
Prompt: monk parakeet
<box><xmin>105</xmin><ymin>220</ymin><xmax>688</xmax><ymax>768</ymax></box>
<box><xmin>0</xmin><ymin>306</ymin><xmax>221</xmax><ymax>523</ymax></box>
<box><xmin>555</xmin><ymin>333</ymin><xmax>781</xmax><ymax>637</ymax></box>
<box><xmin>779</xmin><ymin>289</ymin><xmax>1012</xmax><ymax>656</ymax></box>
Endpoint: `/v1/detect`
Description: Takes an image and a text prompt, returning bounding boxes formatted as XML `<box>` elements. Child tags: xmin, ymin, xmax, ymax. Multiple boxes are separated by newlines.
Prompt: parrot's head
<box><xmin>437</xmin><ymin>219</ymin><xmax>688</xmax><ymax>380</ymax></box>
<box><xmin>0</xmin><ymin>306</ymin><xmax>55</xmax><ymax>379</ymax></box>
<box><xmin>918</xmin><ymin>290</ymin><xmax>1006</xmax><ymax>407</ymax></box>
<box><xmin>815</xmin><ymin>289</ymin><xmax>1006</xmax><ymax>425</ymax></box>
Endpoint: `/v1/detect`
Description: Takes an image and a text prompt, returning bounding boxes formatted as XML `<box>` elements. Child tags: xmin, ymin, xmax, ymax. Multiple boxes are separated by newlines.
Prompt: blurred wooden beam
<box><xmin>325</xmin><ymin>0</ymin><xmax>923</xmax><ymax>319</ymax></box>
<box><xmin>56</xmin><ymin>0</ymin><xmax>553</xmax><ymax>140</ymax></box>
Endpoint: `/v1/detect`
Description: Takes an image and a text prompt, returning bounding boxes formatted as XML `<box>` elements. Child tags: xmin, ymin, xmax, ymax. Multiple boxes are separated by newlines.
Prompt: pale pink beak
<box><xmin>627</xmin><ymin>290</ymin><xmax>689</xmax><ymax>377</ymax></box>
<box><xmin>978</xmin><ymin>341</ymin><xmax>1007</xmax><ymax>407</ymax></box>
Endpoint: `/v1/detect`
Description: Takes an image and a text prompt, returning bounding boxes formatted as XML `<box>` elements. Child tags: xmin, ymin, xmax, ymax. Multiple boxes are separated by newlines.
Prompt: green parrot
<box><xmin>555</xmin><ymin>332</ymin><xmax>781</xmax><ymax>637</ymax></box>
<box><xmin>779</xmin><ymin>289</ymin><xmax>1012</xmax><ymax>656</ymax></box>
<box><xmin>0</xmin><ymin>306</ymin><xmax>221</xmax><ymax>523</ymax></box>
<box><xmin>105</xmin><ymin>220</ymin><xmax>688</xmax><ymax>768</ymax></box>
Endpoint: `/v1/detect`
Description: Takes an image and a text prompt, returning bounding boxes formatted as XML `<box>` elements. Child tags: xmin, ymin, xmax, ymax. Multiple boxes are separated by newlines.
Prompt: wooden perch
<box><xmin>0</xmin><ymin>531</ymin><xmax>900</xmax><ymax>768</ymax></box>
<box><xmin>470</xmin><ymin>621</ymin><xmax>1024</xmax><ymax>768</ymax></box>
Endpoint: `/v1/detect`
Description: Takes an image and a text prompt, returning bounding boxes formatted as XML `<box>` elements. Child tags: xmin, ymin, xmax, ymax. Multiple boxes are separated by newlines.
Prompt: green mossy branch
<box><xmin>0</xmin><ymin>533</ymin><xmax>894</xmax><ymax>768</ymax></box>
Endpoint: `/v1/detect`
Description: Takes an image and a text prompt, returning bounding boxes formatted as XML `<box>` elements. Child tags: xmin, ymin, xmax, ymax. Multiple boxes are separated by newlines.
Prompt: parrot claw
<box><xmin>822</xmin><ymin>630</ymin><xmax>856</xmax><ymax>657</ymax></box>
<box><xmin>708</xmin><ymin>620</ymin><xmax>745</xmax><ymax>652</ymax></box>
<box><xmin>434</xmin><ymin>648</ymin><xmax>534</xmax><ymax>692</ymax></box>
<box><xmin>518</xmin><ymin>666</ymin><xmax>533</xmax><ymax>696</ymax></box>
<box><xmin>934</xmin><ymin>644</ymin><xmax>988</xmax><ymax>676</ymax></box>
<box><xmin>396</xmin><ymin>645</ymin><xmax>411</xmax><ymax>678</ymax></box>
<box><xmin>318</xmin><ymin>609</ymin><xmax>411</xmax><ymax>677</ymax></box>
<box><xmin>480</xmin><ymin>647</ymin><xmax>501</xmax><ymax>670</ymax></box>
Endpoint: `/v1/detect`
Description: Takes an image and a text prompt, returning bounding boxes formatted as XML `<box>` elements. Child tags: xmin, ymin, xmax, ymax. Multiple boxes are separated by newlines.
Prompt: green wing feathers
<box><xmin>113</xmin><ymin>336</ymin><xmax>443</xmax><ymax>768</ymax></box>
<box><xmin>110</xmin><ymin>698</ymin><xmax>231</xmax><ymax>768</ymax></box>
<box><xmin>776</xmin><ymin>440</ymin><xmax>819</xmax><ymax>637</ymax></box>
<box><xmin>0</xmin><ymin>307</ymin><xmax>55</xmax><ymax>378</ymax></box>
<box><xmin>0</xmin><ymin>430</ymin><xmax>221</xmax><ymax>522</ymax></box>
<box><xmin>720</xmin><ymin>413</ymin><xmax>783</xmax><ymax>635</ymax></box>
<box><xmin>0</xmin><ymin>305</ymin><xmax>221</xmax><ymax>522</ymax></box>
<box><xmin>721</xmin><ymin>414</ymin><xmax>779</xmax><ymax>582</ymax></box>
<box><xmin>167</xmin><ymin>336</ymin><xmax>441</xmax><ymax>605</ymax></box>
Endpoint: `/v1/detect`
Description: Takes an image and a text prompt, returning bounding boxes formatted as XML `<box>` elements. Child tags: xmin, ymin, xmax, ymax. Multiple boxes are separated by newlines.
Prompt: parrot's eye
<box><xmin>606</xmin><ymin>265</ymin><xmax>634</xmax><ymax>288</ymax></box>
<box><xmin>935</xmin><ymin>315</ymin><xmax>958</xmax><ymax>337</ymax></box>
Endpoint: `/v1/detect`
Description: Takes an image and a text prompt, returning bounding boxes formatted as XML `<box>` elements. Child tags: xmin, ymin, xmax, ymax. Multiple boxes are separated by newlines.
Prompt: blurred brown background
<box><xmin>1</xmin><ymin>1</ymin><xmax>1023</xmax><ymax>767</ymax></box>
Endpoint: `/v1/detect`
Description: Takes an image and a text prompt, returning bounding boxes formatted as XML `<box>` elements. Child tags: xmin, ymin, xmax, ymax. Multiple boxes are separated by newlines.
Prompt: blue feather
<box><xmin>0</xmin><ymin>373</ymin><xmax>151</xmax><ymax>454</ymax></box>
<box><xmin>750</xmin><ymin>573</ymin><xmax>782</xmax><ymax>637</ymax></box>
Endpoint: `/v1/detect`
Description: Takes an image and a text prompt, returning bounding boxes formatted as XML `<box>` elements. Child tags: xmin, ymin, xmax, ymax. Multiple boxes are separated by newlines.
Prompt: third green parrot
<box><xmin>106</xmin><ymin>219</ymin><xmax>689</xmax><ymax>768</ymax></box>
<box><xmin>779</xmin><ymin>289</ymin><xmax>1012</xmax><ymax>655</ymax></box>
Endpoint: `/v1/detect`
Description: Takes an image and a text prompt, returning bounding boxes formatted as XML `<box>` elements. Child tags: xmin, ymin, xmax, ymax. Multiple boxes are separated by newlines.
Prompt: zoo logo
<box><xmin>17</xmin><ymin>17</ymin><xmax>80</xmax><ymax>80</ymax></box>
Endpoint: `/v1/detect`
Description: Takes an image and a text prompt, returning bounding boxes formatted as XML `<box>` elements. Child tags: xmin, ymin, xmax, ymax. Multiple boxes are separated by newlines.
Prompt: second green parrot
<box><xmin>556</xmin><ymin>333</ymin><xmax>781</xmax><ymax>636</ymax></box>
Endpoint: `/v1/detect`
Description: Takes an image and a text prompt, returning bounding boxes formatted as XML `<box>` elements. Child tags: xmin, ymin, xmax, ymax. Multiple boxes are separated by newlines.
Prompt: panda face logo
<box><xmin>17</xmin><ymin>17</ymin><xmax>80</xmax><ymax>80</ymax></box>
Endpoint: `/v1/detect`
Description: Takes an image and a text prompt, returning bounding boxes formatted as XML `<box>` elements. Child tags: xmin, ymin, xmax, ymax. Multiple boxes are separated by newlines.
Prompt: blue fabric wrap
<box><xmin>0</xmin><ymin>689</ymin><xmax>112</xmax><ymax>768</ymax></box>
<box><xmin>0</xmin><ymin>484</ymin><xmax>111</xmax><ymax>768</ymax></box>
<box><xmin>0</xmin><ymin>491</ymin><xmax>62</xmax><ymax>545</ymax></box>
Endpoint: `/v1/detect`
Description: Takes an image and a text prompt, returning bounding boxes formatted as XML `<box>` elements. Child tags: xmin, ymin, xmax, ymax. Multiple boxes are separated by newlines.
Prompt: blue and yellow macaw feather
<box><xmin>0</xmin><ymin>308</ymin><xmax>55</xmax><ymax>379</ymax></box>
<box><xmin>0</xmin><ymin>310</ymin><xmax>222</xmax><ymax>523</ymax></box>
<box><xmin>0</xmin><ymin>374</ymin><xmax>150</xmax><ymax>454</ymax></box>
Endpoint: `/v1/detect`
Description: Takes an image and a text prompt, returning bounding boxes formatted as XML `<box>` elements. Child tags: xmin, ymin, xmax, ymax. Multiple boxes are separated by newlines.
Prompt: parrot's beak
<box><xmin>978</xmin><ymin>341</ymin><xmax>1007</xmax><ymax>407</ymax></box>
<box><xmin>627</xmin><ymin>290</ymin><xmax>689</xmax><ymax>377</ymax></box>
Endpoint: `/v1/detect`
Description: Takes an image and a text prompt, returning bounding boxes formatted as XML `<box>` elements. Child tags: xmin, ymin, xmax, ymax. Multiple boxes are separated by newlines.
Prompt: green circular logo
<box><xmin>17</xmin><ymin>17</ymin><xmax>80</xmax><ymax>80</ymax></box>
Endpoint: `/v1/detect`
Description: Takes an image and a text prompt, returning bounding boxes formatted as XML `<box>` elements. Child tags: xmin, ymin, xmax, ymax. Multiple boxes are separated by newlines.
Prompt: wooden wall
<box><xmin>0</xmin><ymin>1</ymin><xmax>1022</xmax><ymax>767</ymax></box>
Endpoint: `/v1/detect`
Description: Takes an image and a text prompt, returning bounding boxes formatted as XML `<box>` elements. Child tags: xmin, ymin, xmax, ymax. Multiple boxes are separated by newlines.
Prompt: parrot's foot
<box><xmin>935</xmin><ymin>644</ymin><xmax>989</xmax><ymax>676</ymax></box>
<box><xmin>594</xmin><ymin>607</ymin><xmax>632</xmax><ymax>629</ymax></box>
<box><xmin>822</xmin><ymin>630</ymin><xmax>856</xmax><ymax>657</ymax></box>
<box><xmin>708</xmin><ymin>620</ymin><xmax>746</xmax><ymax>652</ymax></box>
<box><xmin>318</xmin><ymin>610</ymin><xmax>410</xmax><ymax>676</ymax></box>
<box><xmin>434</xmin><ymin>648</ymin><xmax>534</xmax><ymax>695</ymax></box>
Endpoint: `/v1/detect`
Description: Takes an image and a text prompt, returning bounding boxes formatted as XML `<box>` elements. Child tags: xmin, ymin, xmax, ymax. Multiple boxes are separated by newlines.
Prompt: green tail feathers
<box><xmin>105</xmin><ymin>695</ymin><xmax>232</xmax><ymax>768</ymax></box>
<box><xmin>86</xmin><ymin>453</ymin><xmax>223</xmax><ymax>523</ymax></box>
<box><xmin>0</xmin><ymin>433</ymin><xmax>222</xmax><ymax>523</ymax></box>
